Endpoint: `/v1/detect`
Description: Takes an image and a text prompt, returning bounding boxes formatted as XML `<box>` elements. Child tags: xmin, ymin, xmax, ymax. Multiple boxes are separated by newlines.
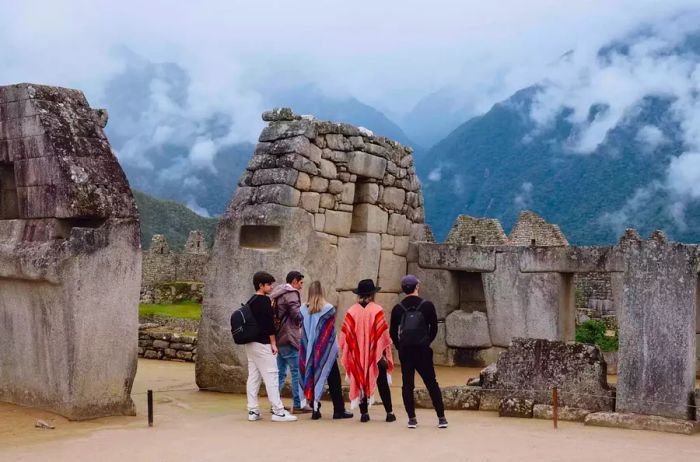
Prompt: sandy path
<box><xmin>1</xmin><ymin>360</ymin><xmax>699</xmax><ymax>462</ymax></box>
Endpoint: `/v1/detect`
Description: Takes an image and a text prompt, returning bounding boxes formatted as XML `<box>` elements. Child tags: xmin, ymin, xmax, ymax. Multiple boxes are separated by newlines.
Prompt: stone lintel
<box><xmin>416</xmin><ymin>243</ymin><xmax>496</xmax><ymax>272</ymax></box>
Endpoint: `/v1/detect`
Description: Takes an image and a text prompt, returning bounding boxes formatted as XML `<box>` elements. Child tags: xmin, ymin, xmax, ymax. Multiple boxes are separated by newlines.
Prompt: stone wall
<box><xmin>138</xmin><ymin>329</ymin><xmax>197</xmax><ymax>362</ymax></box>
<box><xmin>196</xmin><ymin>108</ymin><xmax>427</xmax><ymax>392</ymax></box>
<box><xmin>508</xmin><ymin>210</ymin><xmax>569</xmax><ymax>246</ymax></box>
<box><xmin>141</xmin><ymin>231</ymin><xmax>209</xmax><ymax>303</ymax></box>
<box><xmin>445</xmin><ymin>216</ymin><xmax>507</xmax><ymax>245</ymax></box>
<box><xmin>0</xmin><ymin>83</ymin><xmax>141</xmax><ymax>420</ymax></box>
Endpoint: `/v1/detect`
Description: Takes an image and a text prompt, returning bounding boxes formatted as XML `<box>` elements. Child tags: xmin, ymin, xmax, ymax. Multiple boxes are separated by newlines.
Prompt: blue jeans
<box><xmin>277</xmin><ymin>345</ymin><xmax>301</xmax><ymax>408</ymax></box>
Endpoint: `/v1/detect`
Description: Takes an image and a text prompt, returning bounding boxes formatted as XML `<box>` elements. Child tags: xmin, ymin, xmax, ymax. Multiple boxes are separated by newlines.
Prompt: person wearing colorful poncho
<box><xmin>298</xmin><ymin>280</ymin><xmax>353</xmax><ymax>420</ymax></box>
<box><xmin>339</xmin><ymin>279</ymin><xmax>396</xmax><ymax>423</ymax></box>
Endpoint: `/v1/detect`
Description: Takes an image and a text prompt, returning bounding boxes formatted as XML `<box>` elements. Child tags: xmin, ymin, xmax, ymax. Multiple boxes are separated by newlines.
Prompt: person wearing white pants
<box><xmin>244</xmin><ymin>271</ymin><xmax>297</xmax><ymax>422</ymax></box>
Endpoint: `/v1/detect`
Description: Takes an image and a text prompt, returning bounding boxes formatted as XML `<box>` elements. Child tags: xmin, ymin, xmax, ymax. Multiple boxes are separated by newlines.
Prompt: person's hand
<box><xmin>271</xmin><ymin>344</ymin><xmax>278</xmax><ymax>355</ymax></box>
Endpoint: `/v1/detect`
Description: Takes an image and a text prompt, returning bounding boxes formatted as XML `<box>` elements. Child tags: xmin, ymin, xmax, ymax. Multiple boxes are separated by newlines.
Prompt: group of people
<box><xmin>240</xmin><ymin>270</ymin><xmax>447</xmax><ymax>429</ymax></box>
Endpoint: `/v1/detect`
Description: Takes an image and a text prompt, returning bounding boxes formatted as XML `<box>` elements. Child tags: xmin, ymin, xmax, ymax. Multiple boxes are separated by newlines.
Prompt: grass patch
<box><xmin>139</xmin><ymin>301</ymin><xmax>202</xmax><ymax>320</ymax></box>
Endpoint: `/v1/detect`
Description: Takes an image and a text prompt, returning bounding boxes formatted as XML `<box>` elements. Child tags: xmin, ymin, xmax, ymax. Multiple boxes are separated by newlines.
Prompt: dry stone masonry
<box><xmin>0</xmin><ymin>83</ymin><xmax>141</xmax><ymax>420</ymax></box>
<box><xmin>196</xmin><ymin>108</ymin><xmax>428</xmax><ymax>392</ymax></box>
<box><xmin>140</xmin><ymin>230</ymin><xmax>209</xmax><ymax>303</ymax></box>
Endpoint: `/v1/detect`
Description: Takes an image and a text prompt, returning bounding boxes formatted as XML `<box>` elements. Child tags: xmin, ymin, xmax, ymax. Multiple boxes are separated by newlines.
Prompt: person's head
<box><xmin>306</xmin><ymin>280</ymin><xmax>327</xmax><ymax>314</ymax></box>
<box><xmin>286</xmin><ymin>271</ymin><xmax>305</xmax><ymax>290</ymax></box>
<box><xmin>352</xmin><ymin>279</ymin><xmax>380</xmax><ymax>304</ymax></box>
<box><xmin>253</xmin><ymin>271</ymin><xmax>275</xmax><ymax>294</ymax></box>
<box><xmin>401</xmin><ymin>275</ymin><xmax>421</xmax><ymax>295</ymax></box>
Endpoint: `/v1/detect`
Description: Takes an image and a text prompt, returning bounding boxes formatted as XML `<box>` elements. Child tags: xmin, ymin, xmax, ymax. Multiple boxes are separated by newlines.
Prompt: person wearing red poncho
<box><xmin>338</xmin><ymin>279</ymin><xmax>396</xmax><ymax>423</ymax></box>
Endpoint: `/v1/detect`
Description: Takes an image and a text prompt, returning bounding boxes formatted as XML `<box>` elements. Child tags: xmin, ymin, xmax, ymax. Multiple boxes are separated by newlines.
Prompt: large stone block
<box><xmin>355</xmin><ymin>182</ymin><xmax>379</xmax><ymax>204</ymax></box>
<box><xmin>323</xmin><ymin>210</ymin><xmax>352</xmax><ymax>237</ymax></box>
<box><xmin>347</xmin><ymin>151</ymin><xmax>387</xmax><ymax>179</ymax></box>
<box><xmin>336</xmin><ymin>233</ymin><xmax>381</xmax><ymax>290</ymax></box>
<box><xmin>445</xmin><ymin>311</ymin><xmax>492</xmax><ymax>348</ymax></box>
<box><xmin>377</xmin><ymin>250</ymin><xmax>406</xmax><ymax>293</ymax></box>
<box><xmin>351</xmin><ymin>203</ymin><xmax>388</xmax><ymax>233</ymax></box>
<box><xmin>387</xmin><ymin>213</ymin><xmax>411</xmax><ymax>236</ymax></box>
<box><xmin>251</xmin><ymin>168</ymin><xmax>298</xmax><ymax>186</ymax></box>
<box><xmin>0</xmin><ymin>83</ymin><xmax>140</xmax><ymax>420</ymax></box>
<box><xmin>254</xmin><ymin>184</ymin><xmax>301</xmax><ymax>207</ymax></box>
<box><xmin>381</xmin><ymin>186</ymin><xmax>406</xmax><ymax>211</ymax></box>
<box><xmin>483</xmin><ymin>338</ymin><xmax>614</xmax><ymax>412</ymax></box>
<box><xmin>616</xmin><ymin>238</ymin><xmax>698</xmax><ymax>420</ymax></box>
<box><xmin>482</xmin><ymin>251</ymin><xmax>564</xmax><ymax>347</ymax></box>
<box><xmin>300</xmin><ymin>192</ymin><xmax>320</xmax><ymax>213</ymax></box>
<box><xmin>259</xmin><ymin>120</ymin><xmax>316</xmax><ymax>142</ymax></box>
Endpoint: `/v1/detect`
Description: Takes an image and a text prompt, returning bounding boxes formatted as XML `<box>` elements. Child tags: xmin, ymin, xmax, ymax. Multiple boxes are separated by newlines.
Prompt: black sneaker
<box><xmin>438</xmin><ymin>417</ymin><xmax>448</xmax><ymax>428</ymax></box>
<box><xmin>333</xmin><ymin>410</ymin><xmax>353</xmax><ymax>419</ymax></box>
<box><xmin>360</xmin><ymin>413</ymin><xmax>370</xmax><ymax>423</ymax></box>
<box><xmin>311</xmin><ymin>402</ymin><xmax>322</xmax><ymax>420</ymax></box>
<box><xmin>386</xmin><ymin>413</ymin><xmax>397</xmax><ymax>422</ymax></box>
<box><xmin>407</xmin><ymin>417</ymin><xmax>417</xmax><ymax>429</ymax></box>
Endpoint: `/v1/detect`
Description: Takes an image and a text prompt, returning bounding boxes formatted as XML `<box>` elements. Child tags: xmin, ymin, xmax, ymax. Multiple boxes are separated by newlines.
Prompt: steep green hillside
<box><xmin>134</xmin><ymin>190</ymin><xmax>218</xmax><ymax>250</ymax></box>
<box><xmin>418</xmin><ymin>88</ymin><xmax>700</xmax><ymax>245</ymax></box>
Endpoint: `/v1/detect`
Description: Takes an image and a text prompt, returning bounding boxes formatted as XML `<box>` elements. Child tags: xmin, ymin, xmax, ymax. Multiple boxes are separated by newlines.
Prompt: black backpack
<box><xmin>398</xmin><ymin>301</ymin><xmax>430</xmax><ymax>347</ymax></box>
<box><xmin>231</xmin><ymin>296</ymin><xmax>260</xmax><ymax>345</ymax></box>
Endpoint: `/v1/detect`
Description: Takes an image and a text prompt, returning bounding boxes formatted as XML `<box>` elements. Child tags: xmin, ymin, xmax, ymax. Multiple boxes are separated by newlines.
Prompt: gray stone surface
<box><xmin>336</xmin><ymin>233</ymin><xmax>381</xmax><ymax>290</ymax></box>
<box><xmin>483</xmin><ymin>338</ymin><xmax>614</xmax><ymax>412</ymax></box>
<box><xmin>417</xmin><ymin>243</ymin><xmax>496</xmax><ymax>272</ymax></box>
<box><xmin>377</xmin><ymin>250</ymin><xmax>406</xmax><ymax>293</ymax></box>
<box><xmin>0</xmin><ymin>83</ymin><xmax>140</xmax><ymax>420</ymax></box>
<box><xmin>499</xmin><ymin>397</ymin><xmax>534</xmax><ymax>418</ymax></box>
<box><xmin>351</xmin><ymin>203</ymin><xmax>388</xmax><ymax>233</ymax></box>
<box><xmin>414</xmin><ymin>385</ymin><xmax>480</xmax><ymax>410</ymax></box>
<box><xmin>616</xmin><ymin>237</ymin><xmax>698</xmax><ymax>420</ymax></box>
<box><xmin>482</xmin><ymin>251</ymin><xmax>565</xmax><ymax>347</ymax></box>
<box><xmin>445</xmin><ymin>311</ymin><xmax>492</xmax><ymax>348</ymax></box>
<box><xmin>533</xmin><ymin>404</ymin><xmax>591</xmax><ymax>422</ymax></box>
<box><xmin>585</xmin><ymin>412</ymin><xmax>700</xmax><ymax>435</ymax></box>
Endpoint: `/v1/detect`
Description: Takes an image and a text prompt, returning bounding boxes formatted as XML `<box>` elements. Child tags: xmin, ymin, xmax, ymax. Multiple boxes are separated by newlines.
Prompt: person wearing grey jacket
<box><xmin>270</xmin><ymin>270</ymin><xmax>310</xmax><ymax>413</ymax></box>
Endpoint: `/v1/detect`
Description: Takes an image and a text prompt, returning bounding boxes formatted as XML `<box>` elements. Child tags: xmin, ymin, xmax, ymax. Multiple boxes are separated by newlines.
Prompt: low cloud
<box><xmin>514</xmin><ymin>182</ymin><xmax>534</xmax><ymax>209</ymax></box>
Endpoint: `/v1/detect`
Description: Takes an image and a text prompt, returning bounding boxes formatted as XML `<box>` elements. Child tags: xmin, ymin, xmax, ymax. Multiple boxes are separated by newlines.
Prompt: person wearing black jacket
<box><xmin>390</xmin><ymin>274</ymin><xmax>447</xmax><ymax>429</ymax></box>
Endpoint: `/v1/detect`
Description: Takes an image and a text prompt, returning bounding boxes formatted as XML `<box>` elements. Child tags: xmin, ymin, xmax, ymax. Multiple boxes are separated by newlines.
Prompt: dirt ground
<box><xmin>1</xmin><ymin>360</ymin><xmax>699</xmax><ymax>462</ymax></box>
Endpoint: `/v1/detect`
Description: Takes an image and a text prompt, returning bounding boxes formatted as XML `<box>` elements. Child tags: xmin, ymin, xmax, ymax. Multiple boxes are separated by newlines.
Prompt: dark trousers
<box><xmin>359</xmin><ymin>359</ymin><xmax>393</xmax><ymax>414</ymax></box>
<box><xmin>400</xmin><ymin>346</ymin><xmax>445</xmax><ymax>418</ymax></box>
<box><xmin>326</xmin><ymin>360</ymin><xmax>346</xmax><ymax>414</ymax></box>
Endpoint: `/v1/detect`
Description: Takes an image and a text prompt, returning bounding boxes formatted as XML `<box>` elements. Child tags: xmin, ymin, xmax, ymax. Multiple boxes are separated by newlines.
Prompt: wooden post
<box><xmin>552</xmin><ymin>387</ymin><xmax>558</xmax><ymax>429</ymax></box>
<box><xmin>147</xmin><ymin>390</ymin><xmax>154</xmax><ymax>427</ymax></box>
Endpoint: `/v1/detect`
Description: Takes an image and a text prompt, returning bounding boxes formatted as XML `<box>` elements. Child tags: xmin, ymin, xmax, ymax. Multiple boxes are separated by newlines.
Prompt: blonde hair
<box><xmin>307</xmin><ymin>280</ymin><xmax>327</xmax><ymax>314</ymax></box>
<box><xmin>357</xmin><ymin>294</ymin><xmax>375</xmax><ymax>305</ymax></box>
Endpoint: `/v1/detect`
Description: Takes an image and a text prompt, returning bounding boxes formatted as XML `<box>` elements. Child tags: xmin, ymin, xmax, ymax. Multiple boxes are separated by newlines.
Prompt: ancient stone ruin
<box><xmin>196</xmin><ymin>108</ymin><xmax>427</xmax><ymax>392</ymax></box>
<box><xmin>140</xmin><ymin>230</ymin><xmax>209</xmax><ymax>303</ymax></box>
<box><xmin>412</xmin><ymin>218</ymin><xmax>699</xmax><ymax>424</ymax></box>
<box><xmin>0</xmin><ymin>83</ymin><xmax>141</xmax><ymax>420</ymax></box>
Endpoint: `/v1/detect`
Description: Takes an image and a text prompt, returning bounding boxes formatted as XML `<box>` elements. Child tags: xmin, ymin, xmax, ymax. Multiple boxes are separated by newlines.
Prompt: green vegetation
<box><xmin>575</xmin><ymin>319</ymin><xmax>619</xmax><ymax>352</ymax></box>
<box><xmin>418</xmin><ymin>84</ymin><xmax>700</xmax><ymax>245</ymax></box>
<box><xmin>139</xmin><ymin>301</ymin><xmax>202</xmax><ymax>320</ymax></box>
<box><xmin>134</xmin><ymin>190</ymin><xmax>218</xmax><ymax>250</ymax></box>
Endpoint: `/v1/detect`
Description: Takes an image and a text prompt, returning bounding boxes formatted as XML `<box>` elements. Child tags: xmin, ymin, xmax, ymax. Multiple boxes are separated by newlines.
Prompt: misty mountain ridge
<box><xmin>419</xmin><ymin>18</ymin><xmax>700</xmax><ymax>244</ymax></box>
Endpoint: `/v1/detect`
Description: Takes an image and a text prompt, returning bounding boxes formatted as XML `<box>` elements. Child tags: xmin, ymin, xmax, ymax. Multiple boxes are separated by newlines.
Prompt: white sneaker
<box><xmin>248</xmin><ymin>410</ymin><xmax>262</xmax><ymax>421</ymax></box>
<box><xmin>271</xmin><ymin>410</ymin><xmax>298</xmax><ymax>422</ymax></box>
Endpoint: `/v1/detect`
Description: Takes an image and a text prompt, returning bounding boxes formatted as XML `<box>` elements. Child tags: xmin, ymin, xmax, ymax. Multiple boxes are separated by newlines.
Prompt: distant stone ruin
<box><xmin>140</xmin><ymin>230</ymin><xmax>209</xmax><ymax>303</ymax></box>
<box><xmin>0</xmin><ymin>83</ymin><xmax>141</xmax><ymax>420</ymax></box>
<box><xmin>413</xmin><ymin>217</ymin><xmax>699</xmax><ymax>421</ymax></box>
<box><xmin>196</xmin><ymin>108</ymin><xmax>428</xmax><ymax>392</ymax></box>
<box><xmin>408</xmin><ymin>211</ymin><xmax>618</xmax><ymax>367</ymax></box>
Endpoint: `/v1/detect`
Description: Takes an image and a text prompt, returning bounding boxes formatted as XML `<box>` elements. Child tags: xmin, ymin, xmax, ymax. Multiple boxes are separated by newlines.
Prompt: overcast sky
<box><xmin>4</xmin><ymin>0</ymin><xmax>700</xmax><ymax>226</ymax></box>
<box><xmin>2</xmin><ymin>0</ymin><xmax>698</xmax><ymax>123</ymax></box>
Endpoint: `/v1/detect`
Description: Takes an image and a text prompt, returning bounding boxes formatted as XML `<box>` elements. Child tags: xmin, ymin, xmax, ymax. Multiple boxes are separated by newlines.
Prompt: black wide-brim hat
<box><xmin>352</xmin><ymin>279</ymin><xmax>381</xmax><ymax>296</ymax></box>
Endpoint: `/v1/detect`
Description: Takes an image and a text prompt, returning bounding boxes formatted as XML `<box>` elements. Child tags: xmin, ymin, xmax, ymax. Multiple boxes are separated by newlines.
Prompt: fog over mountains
<box><xmin>5</xmin><ymin>3</ymin><xmax>700</xmax><ymax>245</ymax></box>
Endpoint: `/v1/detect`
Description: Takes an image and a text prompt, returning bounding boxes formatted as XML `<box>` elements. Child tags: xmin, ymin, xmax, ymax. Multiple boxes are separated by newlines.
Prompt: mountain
<box><xmin>134</xmin><ymin>190</ymin><xmax>218</xmax><ymax>250</ymax></box>
<box><xmin>267</xmin><ymin>84</ymin><xmax>417</xmax><ymax>148</ymax></box>
<box><xmin>402</xmin><ymin>86</ymin><xmax>477</xmax><ymax>148</ymax></box>
<box><xmin>419</xmin><ymin>24</ymin><xmax>700</xmax><ymax>245</ymax></box>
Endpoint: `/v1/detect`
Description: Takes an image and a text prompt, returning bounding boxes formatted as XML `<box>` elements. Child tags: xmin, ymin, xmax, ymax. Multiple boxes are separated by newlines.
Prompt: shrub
<box><xmin>575</xmin><ymin>319</ymin><xmax>618</xmax><ymax>352</ymax></box>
